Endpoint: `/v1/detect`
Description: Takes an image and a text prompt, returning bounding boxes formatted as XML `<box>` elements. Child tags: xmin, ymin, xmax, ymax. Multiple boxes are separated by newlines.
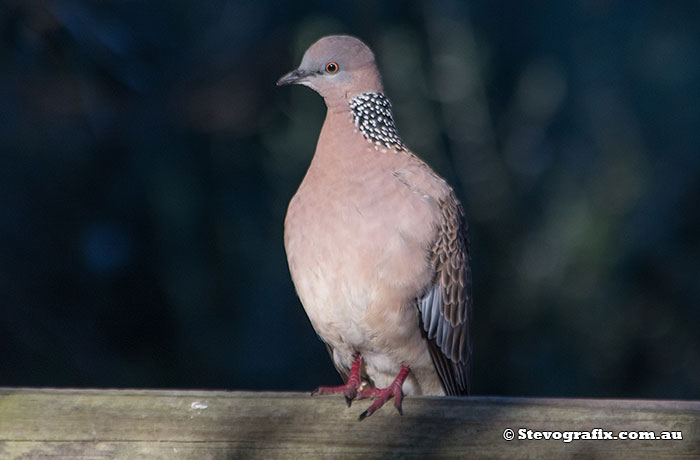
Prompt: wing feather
<box><xmin>418</xmin><ymin>192</ymin><xmax>472</xmax><ymax>395</ymax></box>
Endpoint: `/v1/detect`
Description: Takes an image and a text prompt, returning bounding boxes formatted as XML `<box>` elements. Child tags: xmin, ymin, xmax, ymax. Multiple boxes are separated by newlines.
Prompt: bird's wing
<box><xmin>418</xmin><ymin>191</ymin><xmax>472</xmax><ymax>395</ymax></box>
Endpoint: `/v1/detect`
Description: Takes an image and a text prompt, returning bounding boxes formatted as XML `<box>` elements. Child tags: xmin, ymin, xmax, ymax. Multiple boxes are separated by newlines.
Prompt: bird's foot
<box><xmin>358</xmin><ymin>365</ymin><xmax>411</xmax><ymax>421</ymax></box>
<box><xmin>311</xmin><ymin>354</ymin><xmax>366</xmax><ymax>407</ymax></box>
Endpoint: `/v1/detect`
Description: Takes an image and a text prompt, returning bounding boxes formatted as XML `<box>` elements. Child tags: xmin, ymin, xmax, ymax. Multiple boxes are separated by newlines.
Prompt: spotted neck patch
<box><xmin>349</xmin><ymin>92</ymin><xmax>407</xmax><ymax>151</ymax></box>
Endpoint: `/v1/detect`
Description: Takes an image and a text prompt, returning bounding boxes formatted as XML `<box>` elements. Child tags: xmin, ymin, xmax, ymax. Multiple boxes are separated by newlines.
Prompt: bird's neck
<box><xmin>311</xmin><ymin>92</ymin><xmax>407</xmax><ymax>174</ymax></box>
<box><xmin>347</xmin><ymin>92</ymin><xmax>407</xmax><ymax>152</ymax></box>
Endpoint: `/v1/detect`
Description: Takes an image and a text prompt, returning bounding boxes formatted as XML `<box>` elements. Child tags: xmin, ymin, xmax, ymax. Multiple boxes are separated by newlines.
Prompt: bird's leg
<box><xmin>311</xmin><ymin>353</ymin><xmax>367</xmax><ymax>406</ymax></box>
<box><xmin>357</xmin><ymin>365</ymin><xmax>411</xmax><ymax>420</ymax></box>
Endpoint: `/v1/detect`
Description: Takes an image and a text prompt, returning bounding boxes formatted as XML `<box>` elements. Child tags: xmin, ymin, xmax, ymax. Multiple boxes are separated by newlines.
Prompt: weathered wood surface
<box><xmin>0</xmin><ymin>388</ymin><xmax>698</xmax><ymax>459</ymax></box>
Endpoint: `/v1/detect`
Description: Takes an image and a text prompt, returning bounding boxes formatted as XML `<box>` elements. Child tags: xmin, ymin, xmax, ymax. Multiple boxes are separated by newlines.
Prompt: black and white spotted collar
<box><xmin>348</xmin><ymin>92</ymin><xmax>407</xmax><ymax>152</ymax></box>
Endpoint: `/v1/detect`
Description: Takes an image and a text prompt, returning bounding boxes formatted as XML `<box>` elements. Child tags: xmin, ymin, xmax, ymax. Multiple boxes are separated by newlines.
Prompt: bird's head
<box><xmin>277</xmin><ymin>35</ymin><xmax>384</xmax><ymax>109</ymax></box>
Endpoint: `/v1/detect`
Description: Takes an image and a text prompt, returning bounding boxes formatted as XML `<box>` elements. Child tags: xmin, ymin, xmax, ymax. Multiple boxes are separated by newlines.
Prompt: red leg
<box><xmin>311</xmin><ymin>354</ymin><xmax>367</xmax><ymax>406</ymax></box>
<box><xmin>358</xmin><ymin>365</ymin><xmax>411</xmax><ymax>421</ymax></box>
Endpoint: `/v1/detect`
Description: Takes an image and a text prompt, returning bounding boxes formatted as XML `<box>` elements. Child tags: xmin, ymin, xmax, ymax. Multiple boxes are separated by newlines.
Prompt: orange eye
<box><xmin>325</xmin><ymin>62</ymin><xmax>339</xmax><ymax>74</ymax></box>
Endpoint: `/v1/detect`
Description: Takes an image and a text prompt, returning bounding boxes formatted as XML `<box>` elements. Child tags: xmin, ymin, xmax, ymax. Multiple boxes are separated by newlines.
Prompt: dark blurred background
<box><xmin>1</xmin><ymin>0</ymin><xmax>699</xmax><ymax>398</ymax></box>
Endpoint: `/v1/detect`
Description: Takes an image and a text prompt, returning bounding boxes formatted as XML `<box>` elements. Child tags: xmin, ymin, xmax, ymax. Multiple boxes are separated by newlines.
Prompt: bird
<box><xmin>277</xmin><ymin>35</ymin><xmax>472</xmax><ymax>420</ymax></box>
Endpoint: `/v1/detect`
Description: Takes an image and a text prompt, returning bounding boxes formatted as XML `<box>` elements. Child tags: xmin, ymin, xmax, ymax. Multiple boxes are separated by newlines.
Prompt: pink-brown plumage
<box><xmin>278</xmin><ymin>35</ymin><xmax>472</xmax><ymax>417</ymax></box>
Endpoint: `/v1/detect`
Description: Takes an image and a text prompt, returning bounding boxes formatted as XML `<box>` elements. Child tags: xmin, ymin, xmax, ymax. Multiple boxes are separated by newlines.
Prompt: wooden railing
<box><xmin>0</xmin><ymin>388</ymin><xmax>698</xmax><ymax>458</ymax></box>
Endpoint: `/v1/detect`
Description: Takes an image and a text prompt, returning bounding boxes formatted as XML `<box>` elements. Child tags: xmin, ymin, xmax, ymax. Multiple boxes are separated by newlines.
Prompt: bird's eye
<box><xmin>325</xmin><ymin>62</ymin><xmax>339</xmax><ymax>74</ymax></box>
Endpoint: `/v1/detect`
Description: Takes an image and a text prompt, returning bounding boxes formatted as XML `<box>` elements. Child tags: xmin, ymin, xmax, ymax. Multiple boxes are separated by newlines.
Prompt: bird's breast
<box><xmin>284</xmin><ymin>162</ymin><xmax>438</xmax><ymax>351</ymax></box>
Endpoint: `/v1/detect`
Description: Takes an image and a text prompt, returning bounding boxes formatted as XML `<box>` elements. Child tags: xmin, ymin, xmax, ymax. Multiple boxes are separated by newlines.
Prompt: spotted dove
<box><xmin>278</xmin><ymin>35</ymin><xmax>472</xmax><ymax>419</ymax></box>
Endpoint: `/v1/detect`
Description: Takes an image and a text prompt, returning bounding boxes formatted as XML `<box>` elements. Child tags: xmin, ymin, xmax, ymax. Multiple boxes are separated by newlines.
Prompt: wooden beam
<box><xmin>0</xmin><ymin>388</ymin><xmax>698</xmax><ymax>458</ymax></box>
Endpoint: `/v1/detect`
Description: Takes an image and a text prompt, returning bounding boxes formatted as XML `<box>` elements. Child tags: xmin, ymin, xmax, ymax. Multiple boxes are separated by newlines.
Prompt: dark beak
<box><xmin>276</xmin><ymin>68</ymin><xmax>311</xmax><ymax>86</ymax></box>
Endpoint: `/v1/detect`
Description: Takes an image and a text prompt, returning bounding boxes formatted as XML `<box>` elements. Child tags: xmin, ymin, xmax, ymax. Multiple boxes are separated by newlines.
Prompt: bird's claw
<box><xmin>356</xmin><ymin>382</ymin><xmax>404</xmax><ymax>421</ymax></box>
<box><xmin>311</xmin><ymin>354</ymin><xmax>364</xmax><ymax>405</ymax></box>
<box><xmin>312</xmin><ymin>360</ymin><xmax>410</xmax><ymax>420</ymax></box>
